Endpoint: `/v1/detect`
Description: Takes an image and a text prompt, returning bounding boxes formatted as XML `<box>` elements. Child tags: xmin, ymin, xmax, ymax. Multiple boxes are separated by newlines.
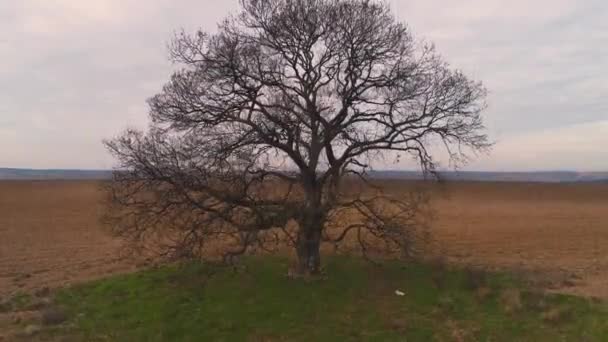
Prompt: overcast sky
<box><xmin>1</xmin><ymin>0</ymin><xmax>606</xmax><ymax>171</ymax></box>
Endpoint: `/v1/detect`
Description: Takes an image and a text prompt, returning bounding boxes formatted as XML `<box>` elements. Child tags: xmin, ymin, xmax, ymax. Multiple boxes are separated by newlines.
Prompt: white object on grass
<box><xmin>395</xmin><ymin>290</ymin><xmax>405</xmax><ymax>296</ymax></box>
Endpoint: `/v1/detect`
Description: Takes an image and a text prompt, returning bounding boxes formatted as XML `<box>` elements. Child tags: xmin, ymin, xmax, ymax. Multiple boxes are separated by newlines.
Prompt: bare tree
<box><xmin>104</xmin><ymin>0</ymin><xmax>488</xmax><ymax>276</ymax></box>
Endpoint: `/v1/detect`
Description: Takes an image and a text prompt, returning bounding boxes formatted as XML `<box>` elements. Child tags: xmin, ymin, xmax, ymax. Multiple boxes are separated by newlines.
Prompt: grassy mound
<box><xmin>41</xmin><ymin>256</ymin><xmax>608</xmax><ymax>341</ymax></box>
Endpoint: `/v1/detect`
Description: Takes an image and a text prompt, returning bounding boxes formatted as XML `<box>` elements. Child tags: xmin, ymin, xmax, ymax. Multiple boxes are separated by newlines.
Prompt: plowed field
<box><xmin>1</xmin><ymin>180</ymin><xmax>607</xmax><ymax>298</ymax></box>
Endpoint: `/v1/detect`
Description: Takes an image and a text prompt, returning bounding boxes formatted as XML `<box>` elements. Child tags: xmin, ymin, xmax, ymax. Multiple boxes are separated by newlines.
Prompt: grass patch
<box><xmin>50</xmin><ymin>256</ymin><xmax>608</xmax><ymax>341</ymax></box>
<box><xmin>0</xmin><ymin>292</ymin><xmax>33</xmax><ymax>313</ymax></box>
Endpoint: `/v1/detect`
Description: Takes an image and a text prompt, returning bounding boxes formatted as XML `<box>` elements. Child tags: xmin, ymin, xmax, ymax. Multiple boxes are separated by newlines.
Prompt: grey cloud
<box><xmin>394</xmin><ymin>0</ymin><xmax>607</xmax><ymax>168</ymax></box>
<box><xmin>0</xmin><ymin>0</ymin><xmax>606</xmax><ymax>170</ymax></box>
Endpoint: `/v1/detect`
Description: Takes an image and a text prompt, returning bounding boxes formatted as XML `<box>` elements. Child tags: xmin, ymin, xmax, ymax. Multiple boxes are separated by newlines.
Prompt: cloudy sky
<box><xmin>1</xmin><ymin>0</ymin><xmax>606</xmax><ymax>171</ymax></box>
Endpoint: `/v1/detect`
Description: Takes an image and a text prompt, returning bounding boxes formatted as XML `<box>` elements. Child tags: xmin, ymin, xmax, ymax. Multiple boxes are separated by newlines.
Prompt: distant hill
<box><xmin>1</xmin><ymin>168</ymin><xmax>607</xmax><ymax>183</ymax></box>
<box><xmin>369</xmin><ymin>170</ymin><xmax>608</xmax><ymax>183</ymax></box>
<box><xmin>0</xmin><ymin>168</ymin><xmax>112</xmax><ymax>180</ymax></box>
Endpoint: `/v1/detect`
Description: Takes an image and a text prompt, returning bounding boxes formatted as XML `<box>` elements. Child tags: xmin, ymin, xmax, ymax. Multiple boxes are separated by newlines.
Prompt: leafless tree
<box><xmin>104</xmin><ymin>0</ymin><xmax>488</xmax><ymax>276</ymax></box>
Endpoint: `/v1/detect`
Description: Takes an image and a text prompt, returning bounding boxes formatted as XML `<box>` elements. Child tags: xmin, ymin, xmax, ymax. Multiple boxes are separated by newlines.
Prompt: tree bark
<box><xmin>295</xmin><ymin>197</ymin><xmax>323</xmax><ymax>275</ymax></box>
<box><xmin>295</xmin><ymin>228</ymin><xmax>322</xmax><ymax>275</ymax></box>
<box><xmin>292</xmin><ymin>178</ymin><xmax>324</xmax><ymax>276</ymax></box>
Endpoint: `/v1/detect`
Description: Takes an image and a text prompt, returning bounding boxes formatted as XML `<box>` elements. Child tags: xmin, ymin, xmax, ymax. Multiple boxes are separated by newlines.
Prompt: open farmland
<box><xmin>1</xmin><ymin>180</ymin><xmax>607</xmax><ymax>299</ymax></box>
<box><xmin>0</xmin><ymin>181</ymin><xmax>137</xmax><ymax>299</ymax></box>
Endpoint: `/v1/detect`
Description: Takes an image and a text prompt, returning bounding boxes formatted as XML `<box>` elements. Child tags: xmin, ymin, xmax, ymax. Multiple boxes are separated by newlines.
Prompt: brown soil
<box><xmin>0</xmin><ymin>181</ymin><xmax>137</xmax><ymax>299</ymax></box>
<box><xmin>423</xmin><ymin>181</ymin><xmax>608</xmax><ymax>297</ymax></box>
<box><xmin>0</xmin><ymin>180</ymin><xmax>607</xmax><ymax>298</ymax></box>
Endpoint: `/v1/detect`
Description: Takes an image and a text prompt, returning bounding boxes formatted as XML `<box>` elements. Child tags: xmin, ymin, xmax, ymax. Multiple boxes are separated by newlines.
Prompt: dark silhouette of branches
<box><xmin>104</xmin><ymin>0</ymin><xmax>489</xmax><ymax>275</ymax></box>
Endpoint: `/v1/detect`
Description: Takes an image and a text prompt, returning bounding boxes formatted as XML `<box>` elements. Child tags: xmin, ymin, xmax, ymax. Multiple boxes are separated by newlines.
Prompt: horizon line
<box><xmin>1</xmin><ymin>167</ymin><xmax>607</xmax><ymax>174</ymax></box>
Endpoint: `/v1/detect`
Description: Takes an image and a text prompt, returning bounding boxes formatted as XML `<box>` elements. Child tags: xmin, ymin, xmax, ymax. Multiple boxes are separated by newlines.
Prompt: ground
<box><xmin>5</xmin><ymin>257</ymin><xmax>608</xmax><ymax>341</ymax></box>
<box><xmin>0</xmin><ymin>181</ymin><xmax>137</xmax><ymax>299</ymax></box>
<box><xmin>420</xmin><ymin>181</ymin><xmax>608</xmax><ymax>298</ymax></box>
<box><xmin>1</xmin><ymin>180</ymin><xmax>608</xmax><ymax>340</ymax></box>
<box><xmin>1</xmin><ymin>180</ymin><xmax>606</xmax><ymax>299</ymax></box>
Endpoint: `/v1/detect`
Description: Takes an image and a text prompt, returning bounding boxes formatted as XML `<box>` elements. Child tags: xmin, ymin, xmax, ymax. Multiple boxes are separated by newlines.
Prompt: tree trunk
<box><xmin>295</xmin><ymin>228</ymin><xmax>321</xmax><ymax>276</ymax></box>
<box><xmin>293</xmin><ymin>178</ymin><xmax>323</xmax><ymax>276</ymax></box>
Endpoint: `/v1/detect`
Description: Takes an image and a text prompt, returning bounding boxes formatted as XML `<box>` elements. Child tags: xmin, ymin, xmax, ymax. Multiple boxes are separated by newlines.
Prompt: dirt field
<box><xmin>0</xmin><ymin>181</ymin><xmax>137</xmax><ymax>300</ymax></box>
<box><xmin>1</xmin><ymin>180</ymin><xmax>607</xmax><ymax>299</ymax></box>
<box><xmin>423</xmin><ymin>181</ymin><xmax>608</xmax><ymax>297</ymax></box>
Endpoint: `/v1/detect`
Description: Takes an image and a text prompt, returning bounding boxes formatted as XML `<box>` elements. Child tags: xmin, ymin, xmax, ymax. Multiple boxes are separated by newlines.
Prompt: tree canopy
<box><xmin>105</xmin><ymin>0</ymin><xmax>488</xmax><ymax>275</ymax></box>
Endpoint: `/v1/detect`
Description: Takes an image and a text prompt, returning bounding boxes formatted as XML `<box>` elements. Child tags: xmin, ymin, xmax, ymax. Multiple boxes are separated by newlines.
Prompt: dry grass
<box><xmin>499</xmin><ymin>288</ymin><xmax>523</xmax><ymax>314</ymax></box>
<box><xmin>1</xmin><ymin>180</ymin><xmax>607</xmax><ymax>298</ymax></box>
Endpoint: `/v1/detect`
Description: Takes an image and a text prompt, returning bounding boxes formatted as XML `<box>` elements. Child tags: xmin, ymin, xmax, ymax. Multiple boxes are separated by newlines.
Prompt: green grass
<box><xmin>49</xmin><ymin>256</ymin><xmax>608</xmax><ymax>341</ymax></box>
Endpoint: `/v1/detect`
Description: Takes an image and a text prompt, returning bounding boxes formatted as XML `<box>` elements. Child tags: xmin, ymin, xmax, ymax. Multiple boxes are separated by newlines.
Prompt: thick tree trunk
<box><xmin>292</xmin><ymin>177</ymin><xmax>324</xmax><ymax>276</ymax></box>
<box><xmin>295</xmin><ymin>228</ymin><xmax>321</xmax><ymax>275</ymax></box>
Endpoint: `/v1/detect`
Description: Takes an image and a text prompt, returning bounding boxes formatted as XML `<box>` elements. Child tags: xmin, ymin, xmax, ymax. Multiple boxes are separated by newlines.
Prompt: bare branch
<box><xmin>104</xmin><ymin>0</ymin><xmax>488</xmax><ymax>274</ymax></box>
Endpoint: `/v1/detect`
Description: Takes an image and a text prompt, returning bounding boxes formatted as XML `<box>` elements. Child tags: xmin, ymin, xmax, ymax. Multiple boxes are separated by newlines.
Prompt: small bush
<box><xmin>430</xmin><ymin>257</ymin><xmax>448</xmax><ymax>289</ymax></box>
<box><xmin>500</xmin><ymin>288</ymin><xmax>523</xmax><ymax>314</ymax></box>
<box><xmin>463</xmin><ymin>266</ymin><xmax>488</xmax><ymax>291</ymax></box>
<box><xmin>542</xmin><ymin>306</ymin><xmax>573</xmax><ymax>324</ymax></box>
